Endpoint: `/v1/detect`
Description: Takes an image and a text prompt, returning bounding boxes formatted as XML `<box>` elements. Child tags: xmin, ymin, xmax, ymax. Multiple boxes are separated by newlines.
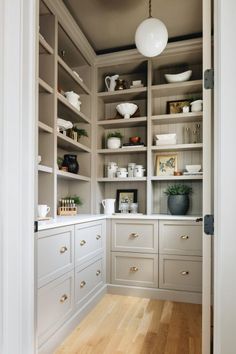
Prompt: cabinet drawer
<box><xmin>37</xmin><ymin>226</ymin><xmax>74</xmax><ymax>287</ymax></box>
<box><xmin>112</xmin><ymin>220</ymin><xmax>158</xmax><ymax>253</ymax></box>
<box><xmin>159</xmin><ymin>255</ymin><xmax>202</xmax><ymax>292</ymax></box>
<box><xmin>37</xmin><ymin>271</ymin><xmax>74</xmax><ymax>346</ymax></box>
<box><xmin>75</xmin><ymin>221</ymin><xmax>104</xmax><ymax>265</ymax></box>
<box><xmin>112</xmin><ymin>252</ymin><xmax>158</xmax><ymax>288</ymax></box>
<box><xmin>159</xmin><ymin>220</ymin><xmax>202</xmax><ymax>256</ymax></box>
<box><xmin>75</xmin><ymin>257</ymin><xmax>103</xmax><ymax>307</ymax></box>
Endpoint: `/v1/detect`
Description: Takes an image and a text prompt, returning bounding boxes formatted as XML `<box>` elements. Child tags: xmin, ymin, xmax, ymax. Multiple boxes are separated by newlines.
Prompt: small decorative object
<box><xmin>102</xmin><ymin>199</ymin><xmax>116</xmax><ymax>215</ymax></box>
<box><xmin>130</xmin><ymin>80</ymin><xmax>143</xmax><ymax>88</ymax></box>
<box><xmin>134</xmin><ymin>165</ymin><xmax>145</xmax><ymax>177</ymax></box>
<box><xmin>190</xmin><ymin>99</ymin><xmax>203</xmax><ymax>112</ymax></box>
<box><xmin>116</xmin><ymin>103</ymin><xmax>138</xmax><ymax>119</ymax></box>
<box><xmin>185</xmin><ymin>165</ymin><xmax>202</xmax><ymax>173</ymax></box>
<box><xmin>135</xmin><ymin>0</ymin><xmax>168</xmax><ymax>58</ymax></box>
<box><xmin>164</xmin><ymin>184</ymin><xmax>192</xmax><ymax>215</ymax></box>
<box><xmin>156</xmin><ymin>154</ymin><xmax>178</xmax><ymax>176</ymax></box>
<box><xmin>57</xmin><ymin>118</ymin><xmax>73</xmax><ymax>132</ymax></box>
<box><xmin>105</xmin><ymin>74</ymin><xmax>119</xmax><ymax>92</ymax></box>
<box><xmin>64</xmin><ymin>91</ymin><xmax>81</xmax><ymax>111</ymax></box>
<box><xmin>57</xmin><ymin>156</ymin><xmax>63</xmax><ymax>170</ymax></box>
<box><xmin>183</xmin><ymin>105</ymin><xmax>190</xmax><ymax>113</ymax></box>
<box><xmin>120</xmin><ymin>202</ymin><xmax>129</xmax><ymax>214</ymax></box>
<box><xmin>174</xmin><ymin>171</ymin><xmax>183</xmax><ymax>176</ymax></box>
<box><xmin>192</xmin><ymin>129</ymin><xmax>198</xmax><ymax>143</ymax></box>
<box><xmin>38</xmin><ymin>204</ymin><xmax>50</xmax><ymax>218</ymax></box>
<box><xmin>116</xmin><ymin>167</ymin><xmax>128</xmax><ymax>178</ymax></box>
<box><xmin>196</xmin><ymin>123</ymin><xmax>201</xmax><ymax>143</ymax></box>
<box><xmin>130</xmin><ymin>202</ymin><xmax>139</xmax><ymax>214</ymax></box>
<box><xmin>72</xmin><ymin>125</ymin><xmax>88</xmax><ymax>142</ymax></box>
<box><xmin>129</xmin><ymin>136</ymin><xmax>141</xmax><ymax>144</ymax></box>
<box><xmin>116</xmin><ymin>189</ymin><xmax>138</xmax><ymax>212</ymax></box>
<box><xmin>107</xmin><ymin>162</ymin><xmax>118</xmax><ymax>178</ymax></box>
<box><xmin>115</xmin><ymin>78</ymin><xmax>127</xmax><ymax>91</ymax></box>
<box><xmin>165</xmin><ymin>70</ymin><xmax>192</xmax><ymax>83</ymax></box>
<box><xmin>128</xmin><ymin>163</ymin><xmax>136</xmax><ymax>177</ymax></box>
<box><xmin>61</xmin><ymin>166</ymin><xmax>68</xmax><ymax>172</ymax></box>
<box><xmin>167</xmin><ymin>100</ymin><xmax>191</xmax><ymax>114</ymax></box>
<box><xmin>155</xmin><ymin>133</ymin><xmax>177</xmax><ymax>146</ymax></box>
<box><xmin>62</xmin><ymin>154</ymin><xmax>79</xmax><ymax>174</ymax></box>
<box><xmin>184</xmin><ymin>127</ymin><xmax>191</xmax><ymax>144</ymax></box>
<box><xmin>107</xmin><ymin>131</ymin><xmax>123</xmax><ymax>149</ymax></box>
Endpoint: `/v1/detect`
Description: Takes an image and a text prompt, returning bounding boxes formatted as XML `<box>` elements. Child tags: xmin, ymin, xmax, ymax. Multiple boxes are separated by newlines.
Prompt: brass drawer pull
<box><xmin>96</xmin><ymin>270</ymin><xmax>101</xmax><ymax>276</ymax></box>
<box><xmin>60</xmin><ymin>246</ymin><xmax>68</xmax><ymax>254</ymax></box>
<box><xmin>130</xmin><ymin>233</ymin><xmax>139</xmax><ymax>238</ymax></box>
<box><xmin>60</xmin><ymin>294</ymin><xmax>68</xmax><ymax>303</ymax></box>
<box><xmin>180</xmin><ymin>235</ymin><xmax>189</xmax><ymax>240</ymax></box>
<box><xmin>80</xmin><ymin>280</ymin><xmax>86</xmax><ymax>288</ymax></box>
<box><xmin>181</xmin><ymin>271</ymin><xmax>189</xmax><ymax>276</ymax></box>
<box><xmin>80</xmin><ymin>240</ymin><xmax>86</xmax><ymax>246</ymax></box>
<box><xmin>96</xmin><ymin>235</ymin><xmax>101</xmax><ymax>240</ymax></box>
<box><xmin>130</xmin><ymin>266</ymin><xmax>139</xmax><ymax>272</ymax></box>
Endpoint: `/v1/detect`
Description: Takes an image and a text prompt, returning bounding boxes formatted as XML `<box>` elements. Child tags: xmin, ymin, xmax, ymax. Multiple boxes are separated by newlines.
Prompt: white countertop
<box><xmin>38</xmin><ymin>214</ymin><xmax>202</xmax><ymax>231</ymax></box>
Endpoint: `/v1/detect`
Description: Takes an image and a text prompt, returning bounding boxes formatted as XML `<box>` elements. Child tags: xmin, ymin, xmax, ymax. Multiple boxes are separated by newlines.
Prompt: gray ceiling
<box><xmin>63</xmin><ymin>0</ymin><xmax>202</xmax><ymax>54</ymax></box>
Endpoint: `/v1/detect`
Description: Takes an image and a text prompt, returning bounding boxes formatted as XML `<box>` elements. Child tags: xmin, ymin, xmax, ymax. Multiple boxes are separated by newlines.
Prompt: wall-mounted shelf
<box><xmin>97</xmin><ymin>117</ymin><xmax>147</xmax><ymax>128</ymax></box>
<box><xmin>152</xmin><ymin>80</ymin><xmax>203</xmax><ymax>97</ymax></box>
<box><xmin>38</xmin><ymin>165</ymin><xmax>53</xmax><ymax>174</ymax></box>
<box><xmin>97</xmin><ymin>177</ymin><xmax>147</xmax><ymax>182</ymax></box>
<box><xmin>39</xmin><ymin>33</ymin><xmax>54</xmax><ymax>55</ymax></box>
<box><xmin>97</xmin><ymin>147</ymin><xmax>147</xmax><ymax>154</ymax></box>
<box><xmin>151</xmin><ymin>175</ymin><xmax>203</xmax><ymax>181</ymax></box>
<box><xmin>57</xmin><ymin>92</ymin><xmax>90</xmax><ymax>124</ymax></box>
<box><xmin>97</xmin><ymin>87</ymin><xmax>147</xmax><ymax>103</ymax></box>
<box><xmin>57</xmin><ymin>133</ymin><xmax>91</xmax><ymax>152</ymax></box>
<box><xmin>38</xmin><ymin>121</ymin><xmax>53</xmax><ymax>133</ymax></box>
<box><xmin>151</xmin><ymin>143</ymin><xmax>203</xmax><ymax>152</ymax></box>
<box><xmin>38</xmin><ymin>78</ymin><xmax>54</xmax><ymax>94</ymax></box>
<box><xmin>57</xmin><ymin>170</ymin><xmax>91</xmax><ymax>182</ymax></box>
<box><xmin>152</xmin><ymin>112</ymin><xmax>203</xmax><ymax>125</ymax></box>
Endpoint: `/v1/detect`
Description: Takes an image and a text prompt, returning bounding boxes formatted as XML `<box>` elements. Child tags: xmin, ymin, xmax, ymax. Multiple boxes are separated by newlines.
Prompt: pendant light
<box><xmin>135</xmin><ymin>0</ymin><xmax>168</xmax><ymax>57</ymax></box>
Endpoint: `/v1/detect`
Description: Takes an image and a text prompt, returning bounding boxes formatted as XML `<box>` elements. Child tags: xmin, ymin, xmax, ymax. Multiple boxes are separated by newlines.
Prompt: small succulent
<box><xmin>164</xmin><ymin>184</ymin><xmax>192</xmax><ymax>196</ymax></box>
<box><xmin>107</xmin><ymin>131</ymin><xmax>123</xmax><ymax>139</ymax></box>
<box><xmin>65</xmin><ymin>195</ymin><xmax>83</xmax><ymax>206</ymax></box>
<box><xmin>73</xmin><ymin>126</ymin><xmax>88</xmax><ymax>138</ymax></box>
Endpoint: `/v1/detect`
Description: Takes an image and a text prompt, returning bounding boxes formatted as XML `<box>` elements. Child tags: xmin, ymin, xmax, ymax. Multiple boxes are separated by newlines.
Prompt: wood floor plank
<box><xmin>55</xmin><ymin>294</ymin><xmax>201</xmax><ymax>354</ymax></box>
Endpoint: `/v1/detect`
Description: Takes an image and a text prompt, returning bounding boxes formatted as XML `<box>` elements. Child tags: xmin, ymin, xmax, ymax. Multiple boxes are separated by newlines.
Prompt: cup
<box><xmin>38</xmin><ymin>204</ymin><xmax>50</xmax><ymax>218</ymax></box>
<box><xmin>130</xmin><ymin>203</ymin><xmax>138</xmax><ymax>214</ymax></box>
<box><xmin>120</xmin><ymin>202</ymin><xmax>129</xmax><ymax>214</ymax></box>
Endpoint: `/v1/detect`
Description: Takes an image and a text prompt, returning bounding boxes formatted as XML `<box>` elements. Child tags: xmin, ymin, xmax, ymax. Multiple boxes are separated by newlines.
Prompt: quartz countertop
<box><xmin>38</xmin><ymin>214</ymin><xmax>201</xmax><ymax>231</ymax></box>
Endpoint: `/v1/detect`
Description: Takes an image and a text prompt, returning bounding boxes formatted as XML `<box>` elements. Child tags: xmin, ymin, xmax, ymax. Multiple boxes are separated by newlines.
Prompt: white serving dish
<box><xmin>57</xmin><ymin>118</ymin><xmax>73</xmax><ymax>131</ymax></box>
<box><xmin>165</xmin><ymin>70</ymin><xmax>192</xmax><ymax>83</ymax></box>
<box><xmin>155</xmin><ymin>133</ymin><xmax>177</xmax><ymax>146</ymax></box>
<box><xmin>186</xmin><ymin>165</ymin><xmax>202</xmax><ymax>173</ymax></box>
<box><xmin>191</xmin><ymin>100</ymin><xmax>203</xmax><ymax>112</ymax></box>
<box><xmin>116</xmin><ymin>103</ymin><xmax>138</xmax><ymax>119</ymax></box>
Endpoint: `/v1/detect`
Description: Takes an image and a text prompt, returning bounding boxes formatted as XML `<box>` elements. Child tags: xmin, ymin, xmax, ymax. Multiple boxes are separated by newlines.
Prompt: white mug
<box><xmin>38</xmin><ymin>204</ymin><xmax>50</xmax><ymax>218</ymax></box>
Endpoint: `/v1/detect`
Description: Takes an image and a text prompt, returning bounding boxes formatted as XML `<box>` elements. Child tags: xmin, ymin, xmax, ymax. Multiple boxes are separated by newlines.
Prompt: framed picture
<box><xmin>166</xmin><ymin>99</ymin><xmax>191</xmax><ymax>114</ymax></box>
<box><xmin>116</xmin><ymin>189</ymin><xmax>138</xmax><ymax>212</ymax></box>
<box><xmin>156</xmin><ymin>154</ymin><xmax>178</xmax><ymax>176</ymax></box>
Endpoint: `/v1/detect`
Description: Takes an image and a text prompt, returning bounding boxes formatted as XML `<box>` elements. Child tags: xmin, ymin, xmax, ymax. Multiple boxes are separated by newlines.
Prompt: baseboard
<box><xmin>38</xmin><ymin>284</ymin><xmax>107</xmax><ymax>354</ymax></box>
<box><xmin>107</xmin><ymin>284</ymin><xmax>202</xmax><ymax>304</ymax></box>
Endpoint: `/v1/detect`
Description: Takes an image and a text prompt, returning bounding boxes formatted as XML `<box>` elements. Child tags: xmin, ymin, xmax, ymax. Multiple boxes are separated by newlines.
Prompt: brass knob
<box><xmin>130</xmin><ymin>233</ymin><xmax>139</xmax><ymax>238</ymax></box>
<box><xmin>80</xmin><ymin>240</ymin><xmax>86</xmax><ymax>246</ymax></box>
<box><xmin>96</xmin><ymin>270</ymin><xmax>101</xmax><ymax>276</ymax></box>
<box><xmin>130</xmin><ymin>266</ymin><xmax>139</xmax><ymax>272</ymax></box>
<box><xmin>181</xmin><ymin>271</ymin><xmax>189</xmax><ymax>276</ymax></box>
<box><xmin>180</xmin><ymin>235</ymin><xmax>189</xmax><ymax>240</ymax></box>
<box><xmin>96</xmin><ymin>235</ymin><xmax>101</xmax><ymax>240</ymax></box>
<box><xmin>60</xmin><ymin>294</ymin><xmax>68</xmax><ymax>303</ymax></box>
<box><xmin>60</xmin><ymin>246</ymin><xmax>68</xmax><ymax>254</ymax></box>
<box><xmin>80</xmin><ymin>280</ymin><xmax>86</xmax><ymax>288</ymax></box>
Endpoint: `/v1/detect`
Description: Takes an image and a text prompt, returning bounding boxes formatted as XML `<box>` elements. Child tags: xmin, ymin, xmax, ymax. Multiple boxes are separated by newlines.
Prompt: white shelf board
<box><xmin>57</xmin><ymin>133</ymin><xmax>91</xmax><ymax>153</ymax></box>
<box><xmin>38</xmin><ymin>78</ymin><xmax>53</xmax><ymax>94</ymax></box>
<box><xmin>38</xmin><ymin>121</ymin><xmax>53</xmax><ymax>134</ymax></box>
<box><xmin>97</xmin><ymin>87</ymin><xmax>147</xmax><ymax>103</ymax></box>
<box><xmin>57</xmin><ymin>170</ymin><xmax>91</xmax><ymax>182</ymax></box>
<box><xmin>151</xmin><ymin>175</ymin><xmax>203</xmax><ymax>181</ymax></box>
<box><xmin>57</xmin><ymin>92</ymin><xmax>91</xmax><ymax>124</ymax></box>
<box><xmin>152</xmin><ymin>80</ymin><xmax>202</xmax><ymax>97</ymax></box>
<box><xmin>97</xmin><ymin>177</ymin><xmax>147</xmax><ymax>182</ymax></box>
<box><xmin>38</xmin><ymin>165</ymin><xmax>53</xmax><ymax>173</ymax></box>
<box><xmin>151</xmin><ymin>143</ymin><xmax>203</xmax><ymax>152</ymax></box>
<box><xmin>39</xmin><ymin>33</ymin><xmax>54</xmax><ymax>55</ymax></box>
<box><xmin>97</xmin><ymin>147</ymin><xmax>147</xmax><ymax>154</ymax></box>
<box><xmin>97</xmin><ymin>117</ymin><xmax>147</xmax><ymax>128</ymax></box>
<box><xmin>152</xmin><ymin>112</ymin><xmax>203</xmax><ymax>125</ymax></box>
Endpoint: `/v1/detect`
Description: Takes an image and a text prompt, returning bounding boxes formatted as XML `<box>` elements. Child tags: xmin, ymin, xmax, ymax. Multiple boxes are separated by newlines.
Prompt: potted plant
<box><xmin>73</xmin><ymin>126</ymin><xmax>88</xmax><ymax>141</ymax></box>
<box><xmin>67</xmin><ymin>195</ymin><xmax>83</xmax><ymax>207</ymax></box>
<box><xmin>107</xmin><ymin>131</ymin><xmax>123</xmax><ymax>149</ymax></box>
<box><xmin>164</xmin><ymin>184</ymin><xmax>192</xmax><ymax>215</ymax></box>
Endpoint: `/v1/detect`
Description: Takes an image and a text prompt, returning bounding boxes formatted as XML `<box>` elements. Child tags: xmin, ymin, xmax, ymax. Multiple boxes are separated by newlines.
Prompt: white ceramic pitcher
<box><xmin>105</xmin><ymin>74</ymin><xmax>119</xmax><ymax>92</ymax></box>
<box><xmin>102</xmin><ymin>199</ymin><xmax>115</xmax><ymax>215</ymax></box>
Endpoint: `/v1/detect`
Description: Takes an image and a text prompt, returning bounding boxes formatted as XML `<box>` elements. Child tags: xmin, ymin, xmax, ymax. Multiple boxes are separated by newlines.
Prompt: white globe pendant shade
<box><xmin>135</xmin><ymin>18</ymin><xmax>168</xmax><ymax>57</ymax></box>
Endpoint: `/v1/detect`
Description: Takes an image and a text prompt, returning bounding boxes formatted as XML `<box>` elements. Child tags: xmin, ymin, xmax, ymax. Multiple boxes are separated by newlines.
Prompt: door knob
<box><xmin>180</xmin><ymin>271</ymin><xmax>189</xmax><ymax>276</ymax></box>
<box><xmin>60</xmin><ymin>294</ymin><xmax>68</xmax><ymax>303</ymax></box>
<box><xmin>80</xmin><ymin>240</ymin><xmax>86</xmax><ymax>246</ymax></box>
<box><xmin>60</xmin><ymin>246</ymin><xmax>68</xmax><ymax>254</ymax></box>
<box><xmin>130</xmin><ymin>266</ymin><xmax>139</xmax><ymax>272</ymax></box>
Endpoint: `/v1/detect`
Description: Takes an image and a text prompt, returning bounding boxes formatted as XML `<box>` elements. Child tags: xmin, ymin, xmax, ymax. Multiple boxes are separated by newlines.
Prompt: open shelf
<box><xmin>39</xmin><ymin>78</ymin><xmax>53</xmax><ymax>94</ymax></box>
<box><xmin>38</xmin><ymin>121</ymin><xmax>53</xmax><ymax>133</ymax></box>
<box><xmin>38</xmin><ymin>164</ymin><xmax>53</xmax><ymax>174</ymax></box>
<box><xmin>151</xmin><ymin>143</ymin><xmax>203</xmax><ymax>152</ymax></box>
<box><xmin>58</xmin><ymin>56</ymin><xmax>91</xmax><ymax>95</ymax></box>
<box><xmin>57</xmin><ymin>170</ymin><xmax>91</xmax><ymax>182</ymax></box>
<box><xmin>97</xmin><ymin>177</ymin><xmax>147</xmax><ymax>182</ymax></box>
<box><xmin>57</xmin><ymin>92</ymin><xmax>90</xmax><ymax>124</ymax></box>
<box><xmin>97</xmin><ymin>147</ymin><xmax>147</xmax><ymax>154</ymax></box>
<box><xmin>152</xmin><ymin>112</ymin><xmax>203</xmax><ymax>125</ymax></box>
<box><xmin>97</xmin><ymin>117</ymin><xmax>147</xmax><ymax>128</ymax></box>
<box><xmin>151</xmin><ymin>175</ymin><xmax>203</xmax><ymax>181</ymax></box>
<box><xmin>39</xmin><ymin>33</ymin><xmax>54</xmax><ymax>55</ymax></box>
<box><xmin>57</xmin><ymin>133</ymin><xmax>91</xmax><ymax>152</ymax></box>
<box><xmin>97</xmin><ymin>87</ymin><xmax>147</xmax><ymax>103</ymax></box>
<box><xmin>152</xmin><ymin>80</ymin><xmax>202</xmax><ymax>97</ymax></box>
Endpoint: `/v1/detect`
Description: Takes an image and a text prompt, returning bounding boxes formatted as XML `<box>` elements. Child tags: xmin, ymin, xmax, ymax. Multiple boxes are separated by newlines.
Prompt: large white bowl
<box><xmin>165</xmin><ymin>70</ymin><xmax>192</xmax><ymax>83</ymax></box>
<box><xmin>116</xmin><ymin>103</ymin><xmax>138</xmax><ymax>119</ymax></box>
<box><xmin>186</xmin><ymin>165</ymin><xmax>201</xmax><ymax>173</ymax></box>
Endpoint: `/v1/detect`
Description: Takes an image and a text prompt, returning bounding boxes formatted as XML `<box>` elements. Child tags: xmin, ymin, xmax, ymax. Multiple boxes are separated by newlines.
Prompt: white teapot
<box><xmin>65</xmin><ymin>91</ymin><xmax>81</xmax><ymax>111</ymax></box>
<box><xmin>105</xmin><ymin>74</ymin><xmax>119</xmax><ymax>92</ymax></box>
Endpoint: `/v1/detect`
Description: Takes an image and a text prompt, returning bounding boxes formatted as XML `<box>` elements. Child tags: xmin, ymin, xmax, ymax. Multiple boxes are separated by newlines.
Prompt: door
<box><xmin>202</xmin><ymin>0</ymin><xmax>213</xmax><ymax>352</ymax></box>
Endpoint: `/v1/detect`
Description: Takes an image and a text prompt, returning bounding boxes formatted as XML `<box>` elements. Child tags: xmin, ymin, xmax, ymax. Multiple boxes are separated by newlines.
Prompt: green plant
<box><xmin>57</xmin><ymin>156</ymin><xmax>63</xmax><ymax>168</ymax></box>
<box><xmin>107</xmin><ymin>131</ymin><xmax>123</xmax><ymax>140</ymax></box>
<box><xmin>64</xmin><ymin>195</ymin><xmax>83</xmax><ymax>206</ymax></box>
<box><xmin>164</xmin><ymin>184</ymin><xmax>192</xmax><ymax>196</ymax></box>
<box><xmin>73</xmin><ymin>126</ymin><xmax>88</xmax><ymax>138</ymax></box>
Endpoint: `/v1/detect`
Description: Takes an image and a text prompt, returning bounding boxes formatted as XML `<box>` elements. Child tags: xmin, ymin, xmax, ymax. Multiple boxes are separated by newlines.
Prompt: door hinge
<box><xmin>34</xmin><ymin>220</ymin><xmax>38</xmax><ymax>233</ymax></box>
<box><xmin>204</xmin><ymin>214</ymin><xmax>214</xmax><ymax>235</ymax></box>
<box><xmin>204</xmin><ymin>69</ymin><xmax>214</xmax><ymax>89</ymax></box>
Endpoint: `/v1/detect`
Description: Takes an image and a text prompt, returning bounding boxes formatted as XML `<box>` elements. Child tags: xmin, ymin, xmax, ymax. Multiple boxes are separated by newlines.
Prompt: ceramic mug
<box><xmin>38</xmin><ymin>204</ymin><xmax>50</xmax><ymax>218</ymax></box>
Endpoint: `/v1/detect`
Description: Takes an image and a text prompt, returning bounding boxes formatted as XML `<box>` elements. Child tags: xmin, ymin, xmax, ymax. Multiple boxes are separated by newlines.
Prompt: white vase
<box><xmin>107</xmin><ymin>137</ymin><xmax>121</xmax><ymax>149</ymax></box>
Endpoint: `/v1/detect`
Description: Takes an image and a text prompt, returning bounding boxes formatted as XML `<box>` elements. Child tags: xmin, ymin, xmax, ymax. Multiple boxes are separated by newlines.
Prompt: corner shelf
<box><xmin>97</xmin><ymin>177</ymin><xmax>147</xmax><ymax>182</ymax></box>
<box><xmin>38</xmin><ymin>121</ymin><xmax>53</xmax><ymax>134</ymax></box>
<box><xmin>57</xmin><ymin>170</ymin><xmax>91</xmax><ymax>182</ymax></box>
<box><xmin>152</xmin><ymin>112</ymin><xmax>203</xmax><ymax>125</ymax></box>
<box><xmin>38</xmin><ymin>78</ymin><xmax>53</xmax><ymax>94</ymax></box>
<box><xmin>97</xmin><ymin>117</ymin><xmax>147</xmax><ymax>128</ymax></box>
<box><xmin>151</xmin><ymin>175</ymin><xmax>203</xmax><ymax>181</ymax></box>
<box><xmin>57</xmin><ymin>92</ymin><xmax>91</xmax><ymax>124</ymax></box>
<box><xmin>152</xmin><ymin>80</ymin><xmax>203</xmax><ymax>97</ymax></box>
<box><xmin>38</xmin><ymin>165</ymin><xmax>53</xmax><ymax>174</ymax></box>
<box><xmin>97</xmin><ymin>87</ymin><xmax>147</xmax><ymax>103</ymax></box>
<box><xmin>97</xmin><ymin>147</ymin><xmax>147</xmax><ymax>154</ymax></box>
<box><xmin>39</xmin><ymin>33</ymin><xmax>54</xmax><ymax>55</ymax></box>
<box><xmin>57</xmin><ymin>133</ymin><xmax>91</xmax><ymax>152</ymax></box>
<box><xmin>151</xmin><ymin>143</ymin><xmax>203</xmax><ymax>152</ymax></box>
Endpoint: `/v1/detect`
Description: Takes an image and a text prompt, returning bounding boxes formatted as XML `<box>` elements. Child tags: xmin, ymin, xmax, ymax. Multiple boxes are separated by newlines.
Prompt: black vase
<box><xmin>168</xmin><ymin>195</ymin><xmax>189</xmax><ymax>215</ymax></box>
<box><xmin>62</xmin><ymin>154</ymin><xmax>79</xmax><ymax>174</ymax></box>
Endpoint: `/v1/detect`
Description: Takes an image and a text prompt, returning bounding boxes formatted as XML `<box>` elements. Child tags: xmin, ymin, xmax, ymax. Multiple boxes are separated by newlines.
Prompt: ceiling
<box><xmin>63</xmin><ymin>0</ymin><xmax>202</xmax><ymax>54</ymax></box>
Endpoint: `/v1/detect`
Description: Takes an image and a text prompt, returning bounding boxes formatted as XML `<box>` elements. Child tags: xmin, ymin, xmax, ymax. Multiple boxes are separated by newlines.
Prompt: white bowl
<box><xmin>186</xmin><ymin>165</ymin><xmax>201</xmax><ymax>173</ymax></box>
<box><xmin>116</xmin><ymin>103</ymin><xmax>138</xmax><ymax>119</ymax></box>
<box><xmin>165</xmin><ymin>70</ymin><xmax>192</xmax><ymax>83</ymax></box>
<box><xmin>155</xmin><ymin>133</ymin><xmax>177</xmax><ymax>145</ymax></box>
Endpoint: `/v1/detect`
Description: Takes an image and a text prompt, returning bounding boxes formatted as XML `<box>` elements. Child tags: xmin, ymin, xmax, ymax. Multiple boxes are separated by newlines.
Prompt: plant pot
<box><xmin>62</xmin><ymin>154</ymin><xmax>79</xmax><ymax>174</ymax></box>
<box><xmin>107</xmin><ymin>137</ymin><xmax>121</xmax><ymax>149</ymax></box>
<box><xmin>168</xmin><ymin>195</ymin><xmax>189</xmax><ymax>215</ymax></box>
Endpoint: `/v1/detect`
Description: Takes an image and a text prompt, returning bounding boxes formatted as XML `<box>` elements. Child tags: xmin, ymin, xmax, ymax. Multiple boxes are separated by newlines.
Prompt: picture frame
<box><xmin>156</xmin><ymin>154</ymin><xmax>178</xmax><ymax>176</ymax></box>
<box><xmin>116</xmin><ymin>189</ymin><xmax>138</xmax><ymax>212</ymax></box>
<box><xmin>166</xmin><ymin>99</ymin><xmax>191</xmax><ymax>114</ymax></box>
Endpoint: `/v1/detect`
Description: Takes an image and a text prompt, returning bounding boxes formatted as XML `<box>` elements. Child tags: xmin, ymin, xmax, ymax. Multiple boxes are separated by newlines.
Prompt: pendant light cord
<box><xmin>149</xmin><ymin>0</ymin><xmax>152</xmax><ymax>18</ymax></box>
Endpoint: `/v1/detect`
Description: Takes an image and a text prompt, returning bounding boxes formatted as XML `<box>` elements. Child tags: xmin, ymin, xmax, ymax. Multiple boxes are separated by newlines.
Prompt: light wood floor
<box><xmin>55</xmin><ymin>294</ymin><xmax>201</xmax><ymax>354</ymax></box>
